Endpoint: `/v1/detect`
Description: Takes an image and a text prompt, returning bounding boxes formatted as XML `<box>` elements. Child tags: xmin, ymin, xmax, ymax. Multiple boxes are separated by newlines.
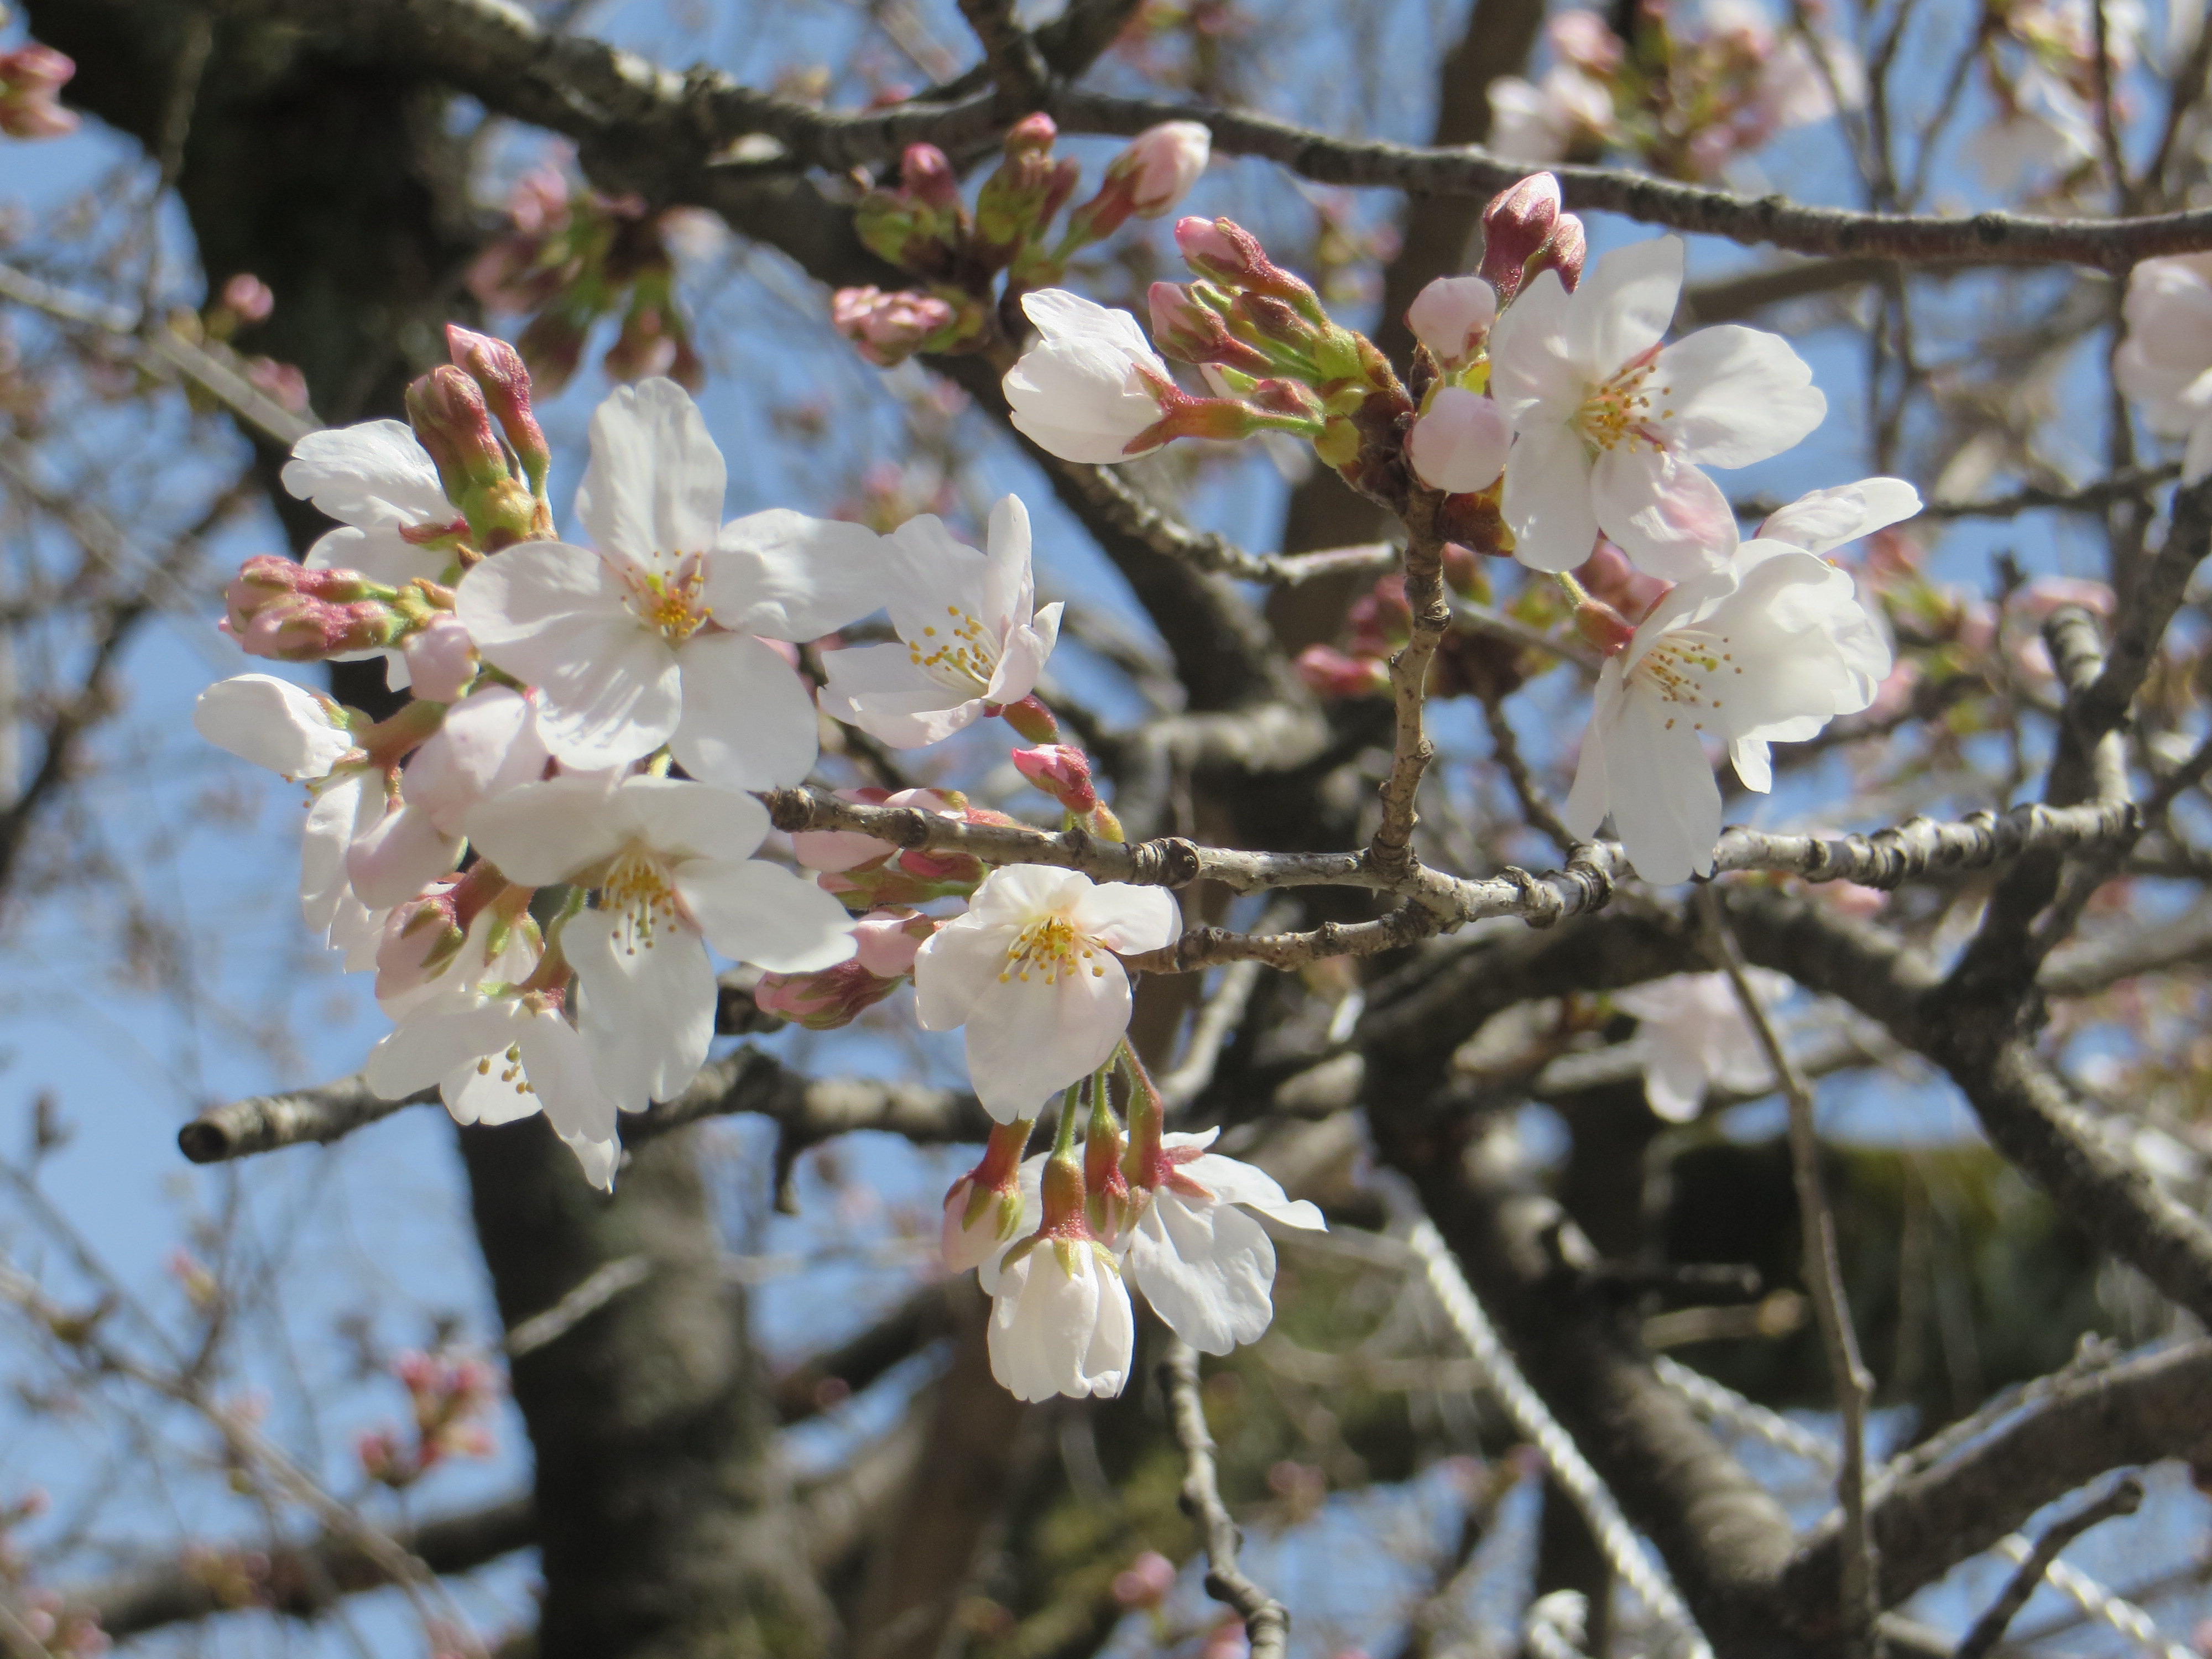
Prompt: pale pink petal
<box><xmin>1591</xmin><ymin>446</ymin><xmax>1737</xmax><ymax>579</ymax></box>
<box><xmin>912</xmin><ymin>917</ymin><xmax>1016</xmax><ymax>1038</ymax></box>
<box><xmin>348</xmin><ymin>800</ymin><xmax>465</xmax><ymax>907</ymax></box>
<box><xmin>675</xmin><ymin>858</ymin><xmax>857</xmax><ymax>973</ymax></box>
<box><xmin>1407</xmin><ymin>388</ymin><xmax>1511</xmax><ymax>493</ymax></box>
<box><xmin>463</xmin><ymin>775</ymin><xmax>630</xmax><ymax>885</ymax></box>
<box><xmin>670</xmin><ymin>631</ymin><xmax>821</xmax><ymax>790</ymax></box>
<box><xmin>705</xmin><ymin>509</ymin><xmax>888</xmax><ymax>640</ymax></box>
<box><xmin>820</xmin><ymin>641</ymin><xmax>979</xmax><ymax>749</ymax></box>
<box><xmin>1069</xmin><ymin>883</ymin><xmax>1180</xmax><ymax>954</ymax></box>
<box><xmin>568</xmin><ymin>907</ymin><xmax>717</xmax><ymax>1109</ymax></box>
<box><xmin>1652</xmin><ymin>326</ymin><xmax>1825</xmax><ymax>467</ymax></box>
<box><xmin>1568</xmin><ymin>237</ymin><xmax>1682</xmax><ymax>375</ymax></box>
<box><xmin>281</xmin><ymin>421</ymin><xmax>450</xmax><ymax>528</ymax></box>
<box><xmin>1503</xmin><ymin>422</ymin><xmax>1601</xmax><ymax>572</ymax></box>
<box><xmin>575</xmin><ymin>378</ymin><xmax>725</xmax><ymax>568</ymax></box>
<box><xmin>983</xmin><ymin>602</ymin><xmax>1062</xmax><ymax>707</ymax></box>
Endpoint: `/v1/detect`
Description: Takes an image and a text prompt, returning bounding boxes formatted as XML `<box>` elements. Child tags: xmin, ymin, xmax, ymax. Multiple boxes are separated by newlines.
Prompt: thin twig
<box><xmin>1701</xmin><ymin>890</ymin><xmax>1876</xmax><ymax>1658</ymax></box>
<box><xmin>1955</xmin><ymin>1476</ymin><xmax>2146</xmax><ymax>1659</ymax></box>
<box><xmin>1161</xmin><ymin>1338</ymin><xmax>1289</xmax><ymax>1659</ymax></box>
<box><xmin>503</xmin><ymin>1256</ymin><xmax>652</xmax><ymax>1358</ymax></box>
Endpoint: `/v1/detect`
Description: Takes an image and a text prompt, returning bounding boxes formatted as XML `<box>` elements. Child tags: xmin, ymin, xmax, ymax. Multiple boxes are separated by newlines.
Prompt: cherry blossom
<box><xmin>1614</xmin><ymin>970</ymin><xmax>1792</xmax><ymax>1121</ymax></box>
<box><xmin>818</xmin><ymin>496</ymin><xmax>1063</xmax><ymax>747</ymax></box>
<box><xmin>281</xmin><ymin>420</ymin><xmax>463</xmax><ymax>591</ymax></box>
<box><xmin>1406</xmin><ymin>387</ymin><xmax>1511</xmax><ymax>494</ymax></box>
<box><xmin>456</xmin><ymin>378</ymin><xmax>885</xmax><ymax>782</ymax></box>
<box><xmin>192</xmin><ymin>674</ymin><xmax>357</xmax><ymax>781</ymax></box>
<box><xmin>465</xmin><ymin>775</ymin><xmax>856</xmax><ymax>1110</ymax></box>
<box><xmin>1563</xmin><ymin>542</ymin><xmax>1888</xmax><ymax>883</ymax></box>
<box><xmin>912</xmin><ymin>867</ymin><xmax>1178</xmax><ymax>1120</ymax></box>
<box><xmin>985</xmin><ymin>1146</ymin><xmax>1133</xmax><ymax>1401</ymax></box>
<box><xmin>368</xmin><ymin>983</ymin><xmax>622</xmax><ymax>1189</ymax></box>
<box><xmin>1405</xmin><ymin>275</ymin><xmax>1496</xmax><ymax>368</ymax></box>
<box><xmin>1001</xmin><ymin>290</ymin><xmax>1175</xmax><ymax>463</ymax></box>
<box><xmin>1487</xmin><ymin>65</ymin><xmax>1618</xmax><ymax>163</ymax></box>
<box><xmin>1488</xmin><ymin>236</ymin><xmax>1825</xmax><ymax>578</ymax></box>
<box><xmin>2116</xmin><ymin>254</ymin><xmax>2212</xmax><ymax>483</ymax></box>
<box><xmin>1123</xmin><ymin>1129</ymin><xmax>1326</xmax><ymax>1355</ymax></box>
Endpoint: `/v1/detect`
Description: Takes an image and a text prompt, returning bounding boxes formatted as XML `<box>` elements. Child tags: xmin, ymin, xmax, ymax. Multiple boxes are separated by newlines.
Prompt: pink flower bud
<box><xmin>1572</xmin><ymin>591</ymin><xmax>1637</xmax><ymax>655</ymax></box>
<box><xmin>374</xmin><ymin>884</ymin><xmax>467</xmax><ymax>1003</ymax></box>
<box><xmin>446</xmin><ymin>324</ymin><xmax>551</xmax><ymax>496</ymax></box>
<box><xmin>1011</xmin><ymin>744</ymin><xmax>1099</xmax><ymax>812</ymax></box>
<box><xmin>1112</xmin><ymin>1551</ymin><xmax>1178</xmax><ymax>1610</ymax></box>
<box><xmin>754</xmin><ymin>959</ymin><xmax>903</xmax><ymax>1029</ymax></box>
<box><xmin>1530</xmin><ymin>213</ymin><xmax>1587</xmax><ymax>291</ymax></box>
<box><xmin>1147</xmin><ymin>282</ymin><xmax>1270</xmax><ymax>373</ymax></box>
<box><xmin>1479</xmin><ymin>173</ymin><xmax>1562</xmax><ymax>302</ymax></box>
<box><xmin>831</xmin><ymin>285</ymin><xmax>959</xmax><ymax>368</ymax></box>
<box><xmin>244</xmin><ymin>357</ymin><xmax>310</xmax><ymax>412</ymax></box>
<box><xmin>220</xmin><ymin>273</ymin><xmax>275</xmax><ymax>324</ymax></box>
<box><xmin>1405</xmin><ymin>275</ymin><xmax>1496</xmax><ymax>366</ymax></box>
<box><xmin>222</xmin><ymin>557</ymin><xmax>406</xmax><ymax>661</ymax></box>
<box><xmin>1296</xmin><ymin>643</ymin><xmax>1391</xmax><ymax>698</ymax></box>
<box><xmin>1573</xmin><ymin>542</ymin><xmax>1671</xmax><ymax>624</ymax></box>
<box><xmin>994</xmin><ymin>693</ymin><xmax>1060</xmax><ymax>744</ymax></box>
<box><xmin>791</xmin><ymin>786</ymin><xmax>956</xmax><ymax>872</ymax></box>
<box><xmin>406</xmin><ymin>365</ymin><xmax>536</xmax><ymax>543</ymax></box>
<box><xmin>853</xmin><ymin>910</ymin><xmax>932</xmax><ymax>976</ymax></box>
<box><xmin>403</xmin><ymin>615</ymin><xmax>478</xmax><ymax>703</ymax></box>
<box><xmin>1406</xmin><ymin>387</ymin><xmax>1510</xmax><ymax>494</ymax></box>
<box><xmin>1107</xmin><ymin>121</ymin><xmax>1211</xmax><ymax>218</ymax></box>
<box><xmin>1004</xmin><ymin>112</ymin><xmax>1057</xmax><ymax>154</ymax></box>
<box><xmin>1175</xmin><ymin>215</ymin><xmax>1255</xmax><ymax>280</ymax></box>
<box><xmin>900</xmin><ymin>143</ymin><xmax>962</xmax><ymax>211</ymax></box>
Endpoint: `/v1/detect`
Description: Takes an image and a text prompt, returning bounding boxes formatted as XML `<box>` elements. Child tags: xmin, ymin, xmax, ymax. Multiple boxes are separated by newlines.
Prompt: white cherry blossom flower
<box><xmin>1124</xmin><ymin>1130</ymin><xmax>1325</xmax><ymax>1355</ymax></box>
<box><xmin>1487</xmin><ymin>66</ymin><xmax>1618</xmax><ymax>163</ymax></box>
<box><xmin>818</xmin><ymin>497</ymin><xmax>1063</xmax><ymax>747</ymax></box>
<box><xmin>912</xmin><ymin>867</ymin><xmax>1179</xmax><ymax>1121</ymax></box>
<box><xmin>1489</xmin><ymin>236</ymin><xmax>1825</xmax><ymax>578</ymax></box>
<box><xmin>1001</xmin><ymin>290</ymin><xmax>1174</xmax><ymax>464</ymax></box>
<box><xmin>2116</xmin><ymin>253</ymin><xmax>2212</xmax><ymax>483</ymax></box>
<box><xmin>368</xmin><ymin>982</ymin><xmax>622</xmax><ymax>1189</ymax></box>
<box><xmin>1615</xmin><ymin>969</ymin><xmax>1792</xmax><ymax>1121</ymax></box>
<box><xmin>1563</xmin><ymin>543</ymin><xmax>1888</xmax><ymax>883</ymax></box>
<box><xmin>466</xmin><ymin>775</ymin><xmax>857</xmax><ymax>1110</ymax></box>
<box><xmin>457</xmin><ymin>378</ymin><xmax>885</xmax><ymax>782</ymax></box>
<box><xmin>988</xmin><ymin>1235</ymin><xmax>1135</xmax><ymax>1401</ymax></box>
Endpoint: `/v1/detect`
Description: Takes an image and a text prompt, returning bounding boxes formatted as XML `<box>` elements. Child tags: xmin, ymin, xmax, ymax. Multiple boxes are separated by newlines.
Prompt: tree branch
<box><xmin>1162</xmin><ymin>1338</ymin><xmax>1290</xmax><ymax>1659</ymax></box>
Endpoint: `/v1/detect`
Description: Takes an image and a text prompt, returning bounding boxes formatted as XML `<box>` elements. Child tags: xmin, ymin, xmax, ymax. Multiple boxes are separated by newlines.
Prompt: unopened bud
<box><xmin>1175</xmin><ymin>216</ymin><xmax>1323</xmax><ymax>320</ymax></box>
<box><xmin>221</xmin><ymin>273</ymin><xmax>275</xmax><ymax>324</ymax></box>
<box><xmin>1479</xmin><ymin>173</ymin><xmax>1562</xmax><ymax>303</ymax></box>
<box><xmin>853</xmin><ymin>909</ymin><xmax>933</xmax><ymax>976</ymax></box>
<box><xmin>446</xmin><ymin>324</ymin><xmax>551</xmax><ymax>499</ymax></box>
<box><xmin>1296</xmin><ymin>643</ymin><xmax>1391</xmax><ymax>698</ymax></box>
<box><xmin>0</xmin><ymin>43</ymin><xmax>76</xmax><ymax>139</ymax></box>
<box><xmin>900</xmin><ymin>143</ymin><xmax>961</xmax><ymax>212</ymax></box>
<box><xmin>1573</xmin><ymin>542</ymin><xmax>1670</xmax><ymax>625</ymax></box>
<box><xmin>1570</xmin><ymin>587</ymin><xmax>1637</xmax><ymax>655</ymax></box>
<box><xmin>1011</xmin><ymin>744</ymin><xmax>1099</xmax><ymax>813</ymax></box>
<box><xmin>754</xmin><ymin>959</ymin><xmax>903</xmax><ymax>1029</ymax></box>
<box><xmin>1530</xmin><ymin>213</ymin><xmax>1586</xmax><ymax>291</ymax></box>
<box><xmin>1406</xmin><ymin>275</ymin><xmax>1497</xmax><ymax>367</ymax></box>
<box><xmin>831</xmin><ymin>285</ymin><xmax>963</xmax><ymax>368</ymax></box>
<box><xmin>1406</xmin><ymin>387</ymin><xmax>1510</xmax><ymax>494</ymax></box>
<box><xmin>222</xmin><ymin>556</ymin><xmax>406</xmax><ymax>661</ymax></box>
<box><xmin>376</xmin><ymin>885</ymin><xmax>467</xmax><ymax>1003</ymax></box>
<box><xmin>405</xmin><ymin>367</ymin><xmax>537</xmax><ymax>546</ymax></box>
<box><xmin>1147</xmin><ymin>282</ymin><xmax>1270</xmax><ymax>374</ymax></box>
<box><xmin>993</xmin><ymin>693</ymin><xmax>1061</xmax><ymax>744</ymax></box>
<box><xmin>1004</xmin><ymin>112</ymin><xmax>1057</xmax><ymax>155</ymax></box>
<box><xmin>403</xmin><ymin>614</ymin><xmax>478</xmax><ymax>703</ymax></box>
<box><xmin>975</xmin><ymin>128</ymin><xmax>1075</xmax><ymax>272</ymax></box>
<box><xmin>1112</xmin><ymin>121</ymin><xmax>1211</xmax><ymax>218</ymax></box>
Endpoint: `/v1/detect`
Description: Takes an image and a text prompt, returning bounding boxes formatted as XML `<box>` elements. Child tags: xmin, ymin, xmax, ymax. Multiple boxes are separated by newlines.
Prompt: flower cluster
<box><xmin>354</xmin><ymin>1348</ymin><xmax>501</xmax><ymax>1490</ymax></box>
<box><xmin>470</xmin><ymin>163</ymin><xmax>704</xmax><ymax>394</ymax></box>
<box><xmin>1488</xmin><ymin>2</ymin><xmax>1860</xmax><ymax>182</ymax></box>
<box><xmin>940</xmin><ymin>1043</ymin><xmax>1325</xmax><ymax>1402</ymax></box>
<box><xmin>829</xmin><ymin>115</ymin><xmax>1212</xmax><ymax>369</ymax></box>
<box><xmin>993</xmin><ymin>169</ymin><xmax>1899</xmax><ymax>882</ymax></box>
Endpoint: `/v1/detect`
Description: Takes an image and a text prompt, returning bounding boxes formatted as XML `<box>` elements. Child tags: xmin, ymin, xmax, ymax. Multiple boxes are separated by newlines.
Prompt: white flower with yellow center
<box><xmin>457</xmin><ymin>378</ymin><xmax>888</xmax><ymax>783</ymax></box>
<box><xmin>1564</xmin><ymin>540</ymin><xmax>1889</xmax><ymax>884</ymax></box>
<box><xmin>466</xmin><ymin>775</ymin><xmax>857</xmax><ymax>1111</ymax></box>
<box><xmin>911</xmin><ymin>865</ymin><xmax>1178</xmax><ymax>1121</ymax></box>
<box><xmin>819</xmin><ymin>495</ymin><xmax>1062</xmax><ymax>748</ymax></box>
<box><xmin>1489</xmin><ymin>236</ymin><xmax>1826</xmax><ymax>578</ymax></box>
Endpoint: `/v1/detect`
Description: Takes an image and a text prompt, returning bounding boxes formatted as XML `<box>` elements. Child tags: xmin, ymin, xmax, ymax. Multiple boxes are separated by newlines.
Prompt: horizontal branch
<box><xmin>1052</xmin><ymin>462</ymin><xmax>1396</xmax><ymax>586</ymax></box>
<box><xmin>302</xmin><ymin>0</ymin><xmax>2212</xmax><ymax>271</ymax></box>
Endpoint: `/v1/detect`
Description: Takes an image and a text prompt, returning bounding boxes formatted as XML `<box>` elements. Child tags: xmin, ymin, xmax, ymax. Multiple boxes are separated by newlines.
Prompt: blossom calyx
<box><xmin>944</xmin><ymin>1117</ymin><xmax>1034</xmax><ymax>1274</ymax></box>
<box><xmin>1479</xmin><ymin>173</ymin><xmax>1584</xmax><ymax>302</ymax></box>
<box><xmin>445</xmin><ymin>325</ymin><xmax>551</xmax><ymax>499</ymax></box>
<box><xmin>403</xmin><ymin>366</ymin><xmax>545</xmax><ymax>547</ymax></box>
<box><xmin>993</xmin><ymin>693</ymin><xmax>1061</xmax><ymax>744</ymax></box>
<box><xmin>975</xmin><ymin>118</ymin><xmax>1082</xmax><ymax>273</ymax></box>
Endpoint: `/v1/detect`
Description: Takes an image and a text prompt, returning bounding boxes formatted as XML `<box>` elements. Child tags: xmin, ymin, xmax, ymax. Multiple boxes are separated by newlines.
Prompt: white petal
<box><xmin>1081</xmin><ymin>1255</ymin><xmax>1135</xmax><ymax>1396</ymax></box>
<box><xmin>1128</xmin><ymin>1193</ymin><xmax>1276</xmax><ymax>1354</ymax></box>
<box><xmin>1069</xmin><ymin>882</ymin><xmax>1180</xmax><ymax>954</ymax></box>
<box><xmin>1592</xmin><ymin>446</ymin><xmax>1737</xmax><ymax>579</ymax></box>
<box><xmin>1730</xmin><ymin>737</ymin><xmax>1773</xmax><ymax>793</ymax></box>
<box><xmin>983</xmin><ymin>605</ymin><xmax>1061</xmax><ymax>708</ymax></box>
<box><xmin>1486</xmin><ymin>270</ymin><xmax>1577</xmax><ymax>422</ymax></box>
<box><xmin>981</xmin><ymin>495</ymin><xmax>1035</xmax><ymax>639</ymax></box>
<box><xmin>282</xmin><ymin>421</ymin><xmax>451</xmax><ymax>528</ymax></box>
<box><xmin>675</xmin><ymin>858</ymin><xmax>857</xmax><ymax>973</ymax></box>
<box><xmin>367</xmin><ymin>996</ymin><xmax>513</xmax><ymax>1100</ymax></box>
<box><xmin>616</xmin><ymin>776</ymin><xmax>769</xmax><ymax>863</ymax></box>
<box><xmin>528</xmin><ymin>624</ymin><xmax>684</xmax><ymax>769</ymax></box>
<box><xmin>912</xmin><ymin>916</ymin><xmax>1016</xmax><ymax>1040</ymax></box>
<box><xmin>706</xmin><ymin>510</ymin><xmax>888</xmax><ymax>639</ymax></box>
<box><xmin>669</xmin><ymin>632</ymin><xmax>820</xmax><ymax>790</ymax></box>
<box><xmin>1759</xmin><ymin>477</ymin><xmax>1921</xmax><ymax>554</ymax></box>
<box><xmin>347</xmin><ymin>799</ymin><xmax>465</xmax><ymax>907</ymax></box>
<box><xmin>1182</xmin><ymin>1152</ymin><xmax>1327</xmax><ymax>1230</ymax></box>
<box><xmin>1503</xmin><ymin>424</ymin><xmax>1601</xmax><ymax>572</ymax></box>
<box><xmin>820</xmin><ymin>642</ymin><xmax>978</xmax><ymax>749</ymax></box>
<box><xmin>575</xmin><ymin>378</ymin><xmax>726</xmax><ymax>567</ymax></box>
<box><xmin>1562</xmin><ymin>664</ymin><xmax>1618</xmax><ymax>843</ymax></box>
<box><xmin>518</xmin><ymin>1009</ymin><xmax>620</xmax><ymax>1154</ymax></box>
<box><xmin>1600</xmin><ymin>693</ymin><xmax>1723</xmax><ymax>884</ymax></box>
<box><xmin>305</xmin><ymin>524</ymin><xmax>450</xmax><ymax>588</ymax></box>
<box><xmin>962</xmin><ymin>956</ymin><xmax>1133</xmax><ymax>1121</ymax></box>
<box><xmin>1569</xmin><ymin>237</ymin><xmax>1682</xmax><ymax>375</ymax></box>
<box><xmin>195</xmin><ymin>675</ymin><xmax>356</xmax><ymax>781</ymax></box>
<box><xmin>465</xmin><ymin>776</ymin><xmax>630</xmax><ymax>885</ymax></box>
<box><xmin>568</xmin><ymin>908</ymin><xmax>717</xmax><ymax>1109</ymax></box>
<box><xmin>1653</xmin><ymin>326</ymin><xmax>1825</xmax><ymax>468</ymax></box>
